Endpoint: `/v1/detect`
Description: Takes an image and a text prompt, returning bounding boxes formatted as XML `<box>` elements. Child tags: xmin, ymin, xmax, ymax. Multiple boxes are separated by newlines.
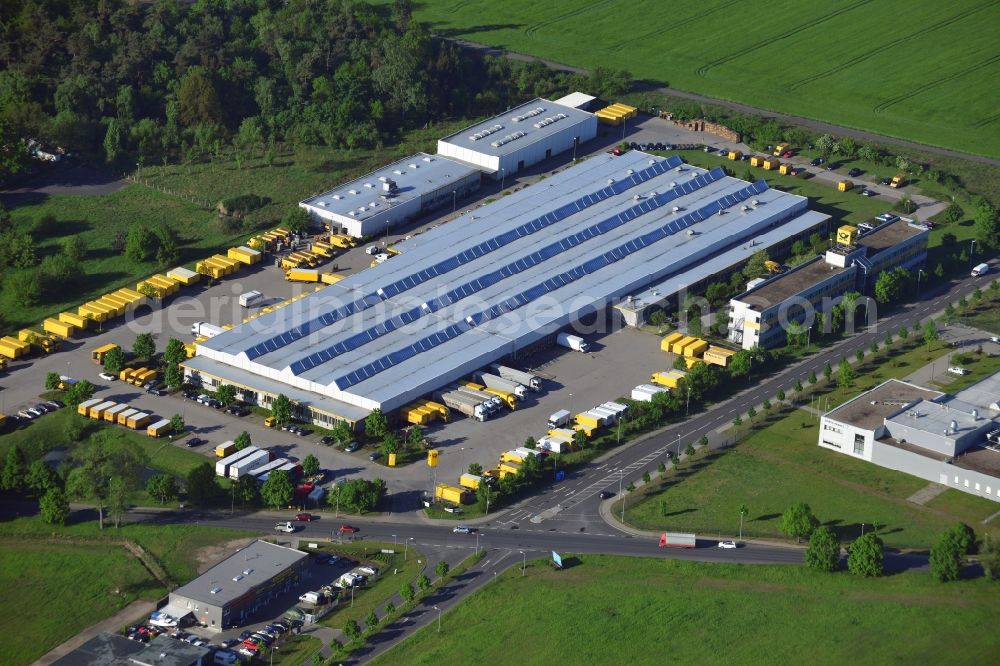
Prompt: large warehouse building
<box><xmin>437</xmin><ymin>97</ymin><xmax>598</xmax><ymax>178</ymax></box>
<box><xmin>164</xmin><ymin>540</ymin><xmax>309</xmax><ymax>631</ymax></box>
<box><xmin>186</xmin><ymin>151</ymin><xmax>836</xmax><ymax>426</ymax></box>
<box><xmin>298</xmin><ymin>153</ymin><xmax>481</xmax><ymax>238</ymax></box>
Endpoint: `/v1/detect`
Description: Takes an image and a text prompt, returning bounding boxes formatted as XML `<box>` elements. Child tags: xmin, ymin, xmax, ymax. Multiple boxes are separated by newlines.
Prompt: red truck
<box><xmin>659</xmin><ymin>532</ymin><xmax>697</xmax><ymax>548</ymax></box>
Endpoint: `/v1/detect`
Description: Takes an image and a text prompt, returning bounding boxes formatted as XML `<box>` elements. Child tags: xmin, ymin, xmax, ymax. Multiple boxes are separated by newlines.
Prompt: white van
<box><xmin>972</xmin><ymin>263</ymin><xmax>989</xmax><ymax>277</ymax></box>
<box><xmin>365</xmin><ymin>246</ymin><xmax>380</xmax><ymax>255</ymax></box>
<box><xmin>213</xmin><ymin>650</ymin><xmax>241</xmax><ymax>665</ymax></box>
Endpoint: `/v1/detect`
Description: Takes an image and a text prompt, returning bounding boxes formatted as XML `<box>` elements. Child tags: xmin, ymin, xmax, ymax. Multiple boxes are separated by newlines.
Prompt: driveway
<box><xmin>0</xmin><ymin>162</ymin><xmax>127</xmax><ymax>206</ymax></box>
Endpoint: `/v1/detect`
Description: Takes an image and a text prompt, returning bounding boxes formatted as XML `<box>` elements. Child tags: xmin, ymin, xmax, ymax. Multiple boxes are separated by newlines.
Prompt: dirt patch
<box><xmin>192</xmin><ymin>537</ymin><xmax>256</xmax><ymax>574</ymax></box>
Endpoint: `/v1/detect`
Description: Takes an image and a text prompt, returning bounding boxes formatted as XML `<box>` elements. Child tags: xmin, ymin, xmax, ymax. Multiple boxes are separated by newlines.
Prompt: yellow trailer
<box><xmin>727</xmin><ymin>150</ymin><xmax>743</xmax><ymax>161</ymax></box>
<box><xmin>43</xmin><ymin>318</ymin><xmax>75</xmax><ymax>339</ymax></box>
<box><xmin>838</xmin><ymin>180</ymin><xmax>853</xmax><ymax>192</ymax></box>
<box><xmin>94</xmin><ymin>297</ymin><xmax>125</xmax><ymax>317</ymax></box>
<box><xmin>119</xmin><ymin>367</ymin><xmax>140</xmax><ymax>382</ymax></box>
<box><xmin>126</xmin><ymin>412</ymin><xmax>153</xmax><ymax>429</ymax></box>
<box><xmin>660</xmin><ymin>331</ymin><xmax>685</xmax><ymax>352</ymax></box>
<box><xmin>671</xmin><ymin>335</ymin><xmax>696</xmax><ymax>355</ymax></box>
<box><xmin>0</xmin><ymin>336</ymin><xmax>29</xmax><ymax>359</ymax></box>
<box><xmin>749</xmin><ymin>155</ymin><xmax>766</xmax><ymax>167</ymax></box>
<box><xmin>498</xmin><ymin>461</ymin><xmax>522</xmax><ymax>478</ymax></box>
<box><xmin>133</xmin><ymin>368</ymin><xmax>158</xmax><ymax>386</ymax></box>
<box><xmin>779</xmin><ymin>163</ymin><xmax>794</xmax><ymax>175</ymax></box>
<box><xmin>89</xmin><ymin>400</ymin><xmax>116</xmax><ymax>420</ymax></box>
<box><xmin>92</xmin><ymin>343</ymin><xmax>120</xmax><ymax>365</ymax></box>
<box><xmin>681</xmin><ymin>338</ymin><xmax>709</xmax><ymax>358</ymax></box>
<box><xmin>117</xmin><ymin>408</ymin><xmax>139</xmax><ymax>426</ymax></box>
<box><xmin>547</xmin><ymin>429</ymin><xmax>576</xmax><ymax>445</ymax></box>
<box><xmin>167</xmin><ymin>266</ymin><xmax>201</xmax><ymax>286</ymax></box>
<box><xmin>209</xmin><ymin>254</ymin><xmax>239</xmax><ymax>273</ymax></box>
<box><xmin>329</xmin><ymin>234</ymin><xmax>357</xmax><ymax>249</ymax></box>
<box><xmin>215</xmin><ymin>442</ymin><xmax>237</xmax><ymax>457</ymax></box>
<box><xmin>434</xmin><ymin>483</ymin><xmax>468</xmax><ymax>505</ymax></box>
<box><xmin>59</xmin><ymin>311</ymin><xmax>91</xmax><ymax>330</ymax></box>
<box><xmin>285</xmin><ymin>268</ymin><xmax>320</xmax><ymax>282</ymax></box>
<box><xmin>483</xmin><ymin>387</ymin><xmax>517</xmax><ymax>410</ymax></box>
<box><xmin>890</xmin><ymin>174</ymin><xmax>905</xmax><ymax>188</ymax></box>
<box><xmin>573</xmin><ymin>423</ymin><xmax>596</xmax><ymax>439</ymax></box>
<box><xmin>459</xmin><ymin>473</ymin><xmax>482</xmax><ymax>490</ymax></box>
<box><xmin>146</xmin><ymin>418</ymin><xmax>172</xmax><ymax>438</ymax></box>
<box><xmin>309</xmin><ymin>241</ymin><xmax>335</xmax><ymax>257</ymax></box>
<box><xmin>650</xmin><ymin>370</ymin><xmax>687</xmax><ymax>389</ymax></box>
<box><xmin>320</xmin><ymin>272</ymin><xmax>344</xmax><ymax>285</ymax></box>
<box><xmin>196</xmin><ymin>260</ymin><xmax>225</xmax><ymax>279</ymax></box>
<box><xmin>87</xmin><ymin>300</ymin><xmax>117</xmax><ymax>318</ymax></box>
<box><xmin>77</xmin><ymin>398</ymin><xmax>101</xmax><ymax>416</ymax></box>
<box><xmin>228</xmin><ymin>246</ymin><xmax>262</xmax><ymax>265</ymax></box>
<box><xmin>404</xmin><ymin>408</ymin><xmax>432</xmax><ymax>425</ymax></box>
<box><xmin>773</xmin><ymin>143</ymin><xmax>790</xmax><ymax>157</ymax></box>
<box><xmin>103</xmin><ymin>403</ymin><xmax>129</xmax><ymax>423</ymax></box>
<box><xmin>684</xmin><ymin>357</ymin><xmax>702</xmax><ymax>369</ymax></box>
<box><xmin>575</xmin><ymin>412</ymin><xmax>602</xmax><ymax>430</ymax></box>
<box><xmin>78</xmin><ymin>303</ymin><xmax>108</xmax><ymax>322</ymax></box>
<box><xmin>704</xmin><ymin>345</ymin><xmax>737</xmax><ymax>367</ymax></box>
<box><xmin>762</xmin><ymin>158</ymin><xmax>781</xmax><ymax>171</ymax></box>
<box><xmin>417</xmin><ymin>399</ymin><xmax>450</xmax><ymax>422</ymax></box>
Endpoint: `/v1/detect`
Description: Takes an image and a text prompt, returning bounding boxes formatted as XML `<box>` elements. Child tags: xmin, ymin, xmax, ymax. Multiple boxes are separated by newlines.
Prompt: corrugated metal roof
<box><xmin>198</xmin><ymin>151</ymin><xmax>815</xmax><ymax>412</ymax></box>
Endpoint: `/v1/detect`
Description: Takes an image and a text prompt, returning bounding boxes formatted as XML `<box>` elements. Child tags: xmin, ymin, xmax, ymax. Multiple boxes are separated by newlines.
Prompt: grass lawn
<box><xmin>392</xmin><ymin>0</ymin><xmax>1000</xmax><ymax>157</ymax></box>
<box><xmin>316</xmin><ymin>541</ymin><xmax>426</xmax><ymax>632</ymax></box>
<box><xmin>372</xmin><ymin>555</ymin><xmax>997</xmax><ymax>665</ymax></box>
<box><xmin>622</xmin><ymin>340</ymin><xmax>1000</xmax><ymax>547</ymax></box>
<box><xmin>272</xmin><ymin>635</ymin><xmax>323</xmax><ymax>666</ymax></box>
<box><xmin>0</xmin><ymin>517</ymin><xmax>253</xmax><ymax>665</ymax></box>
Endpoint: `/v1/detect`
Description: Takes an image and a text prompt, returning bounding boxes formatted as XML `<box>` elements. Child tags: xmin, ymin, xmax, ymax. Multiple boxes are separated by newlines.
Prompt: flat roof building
<box><xmin>51</xmin><ymin>632</ymin><xmax>145</xmax><ymax>666</ymax></box>
<box><xmin>129</xmin><ymin>635</ymin><xmax>210</xmax><ymax>666</ymax></box>
<box><xmin>298</xmin><ymin>153</ymin><xmax>481</xmax><ymax>238</ymax></box>
<box><xmin>166</xmin><ymin>540</ymin><xmax>309</xmax><ymax>631</ymax></box>
<box><xmin>820</xmin><ymin>378</ymin><xmax>1000</xmax><ymax>503</ymax></box>
<box><xmin>187</xmin><ymin>152</ymin><xmax>833</xmax><ymax>423</ymax></box>
<box><xmin>437</xmin><ymin>97</ymin><xmax>598</xmax><ymax>178</ymax></box>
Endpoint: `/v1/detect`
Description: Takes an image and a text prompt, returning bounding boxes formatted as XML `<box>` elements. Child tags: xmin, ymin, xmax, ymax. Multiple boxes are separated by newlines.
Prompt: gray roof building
<box><xmin>298</xmin><ymin>152</ymin><xmax>481</xmax><ymax>238</ymax></box>
<box><xmin>191</xmin><ymin>152</ymin><xmax>824</xmax><ymax>418</ymax></box>
<box><xmin>51</xmin><ymin>632</ymin><xmax>145</xmax><ymax>666</ymax></box>
<box><xmin>129</xmin><ymin>635</ymin><xmax>210</xmax><ymax>666</ymax></box>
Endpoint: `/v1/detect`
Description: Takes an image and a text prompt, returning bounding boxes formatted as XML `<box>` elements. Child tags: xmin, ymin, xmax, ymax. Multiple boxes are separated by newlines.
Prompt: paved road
<box><xmin>449</xmin><ymin>39</ymin><xmax>1000</xmax><ymax>166</ymax></box>
<box><xmin>0</xmin><ymin>163</ymin><xmax>127</xmax><ymax>205</ymax></box>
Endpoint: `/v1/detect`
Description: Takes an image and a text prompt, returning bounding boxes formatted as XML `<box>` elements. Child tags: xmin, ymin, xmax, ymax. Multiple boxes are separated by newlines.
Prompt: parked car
<box><xmin>183</xmin><ymin>391</ymin><xmax>198</xmax><ymax>400</ymax></box>
<box><xmin>848</xmin><ymin>167</ymin><xmax>862</xmax><ymax>177</ymax></box>
<box><xmin>17</xmin><ymin>410</ymin><xmax>36</xmax><ymax>420</ymax></box>
<box><xmin>238</xmin><ymin>630</ymin><xmax>254</xmax><ymax>641</ymax></box>
<box><xmin>810</xmin><ymin>157</ymin><xmax>824</xmax><ymax>166</ymax></box>
<box><xmin>880</xmin><ymin>177</ymin><xmax>892</xmax><ymax>186</ymax></box>
<box><xmin>782</xmin><ymin>150</ymin><xmax>793</xmax><ymax>158</ymax></box>
<box><xmin>861</xmin><ymin>189</ymin><xmax>877</xmax><ymax>197</ymax></box>
<box><xmin>718</xmin><ymin>540</ymin><xmax>738</xmax><ymax>549</ymax></box>
<box><xmin>339</xmin><ymin>524</ymin><xmax>358</xmax><ymax>534</ymax></box>
<box><xmin>225</xmin><ymin>405</ymin><xmax>247</xmax><ymax>416</ymax></box>
<box><xmin>358</xmin><ymin>565</ymin><xmax>379</xmax><ymax>576</ymax></box>
<box><xmin>147</xmin><ymin>388</ymin><xmax>166</xmax><ymax>396</ymax></box>
<box><xmin>321</xmin><ymin>435</ymin><xmax>337</xmax><ymax>445</ymax></box>
<box><xmin>44</xmin><ymin>400</ymin><xmax>63</xmax><ymax>410</ymax></box>
<box><xmin>295</xmin><ymin>513</ymin><xmax>314</xmax><ymax>522</ymax></box>
<box><xmin>452</xmin><ymin>526</ymin><xmax>472</xmax><ymax>534</ymax></box>
<box><xmin>219</xmin><ymin>638</ymin><xmax>240</xmax><ymax>649</ymax></box>
<box><xmin>344</xmin><ymin>441</ymin><xmax>361</xmax><ymax>452</ymax></box>
<box><xmin>948</xmin><ymin>366</ymin><xmax>970</xmax><ymax>376</ymax></box>
<box><xmin>599</xmin><ymin>490</ymin><xmax>614</xmax><ymax>499</ymax></box>
<box><xmin>27</xmin><ymin>407</ymin><xmax>46</xmax><ymax>417</ymax></box>
<box><xmin>186</xmin><ymin>437</ymin><xmax>205</xmax><ymax>448</ymax></box>
<box><xmin>99</xmin><ymin>372</ymin><xmax>117</xmax><ymax>381</ymax></box>
<box><xmin>368</xmin><ymin>451</ymin><xmax>382</xmax><ymax>461</ymax></box>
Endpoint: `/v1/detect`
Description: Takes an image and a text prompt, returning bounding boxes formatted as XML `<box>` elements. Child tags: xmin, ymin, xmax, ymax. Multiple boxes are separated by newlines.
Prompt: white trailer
<box><xmin>238</xmin><ymin>290</ymin><xmax>264</xmax><ymax>308</ymax></box>
<box><xmin>433</xmin><ymin>390</ymin><xmax>489</xmax><ymax>422</ymax></box>
<box><xmin>536</xmin><ymin>436</ymin><xmax>567</xmax><ymax>454</ymax></box>
<box><xmin>470</xmin><ymin>372</ymin><xmax>528</xmax><ymax>399</ymax></box>
<box><xmin>601</xmin><ymin>401</ymin><xmax>629</xmax><ymax>418</ymax></box>
<box><xmin>631</xmin><ymin>384</ymin><xmax>668</xmax><ymax>402</ymax></box>
<box><xmin>215</xmin><ymin>446</ymin><xmax>260</xmax><ymax>477</ymax></box>
<box><xmin>548</xmin><ymin>409</ymin><xmax>572</xmax><ymax>428</ymax></box>
<box><xmin>191</xmin><ymin>322</ymin><xmax>226</xmax><ymax>338</ymax></box>
<box><xmin>591</xmin><ymin>406</ymin><xmax>618</xmax><ymax>424</ymax></box>
<box><xmin>250</xmin><ymin>457</ymin><xmax>288</xmax><ymax>479</ymax></box>
<box><xmin>229</xmin><ymin>449</ymin><xmax>271</xmax><ymax>479</ymax></box>
<box><xmin>556</xmin><ymin>332</ymin><xmax>590</xmax><ymax>352</ymax></box>
<box><xmin>489</xmin><ymin>364</ymin><xmax>543</xmax><ymax>391</ymax></box>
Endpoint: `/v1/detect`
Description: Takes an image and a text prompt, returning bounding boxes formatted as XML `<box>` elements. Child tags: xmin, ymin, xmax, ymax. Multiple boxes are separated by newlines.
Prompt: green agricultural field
<box><xmin>0</xmin><ymin>518</ymin><xmax>253</xmax><ymax>665</ymax></box>
<box><xmin>373</xmin><ymin>556</ymin><xmax>997</xmax><ymax>665</ymax></box>
<box><xmin>393</xmin><ymin>0</ymin><xmax>1000</xmax><ymax>157</ymax></box>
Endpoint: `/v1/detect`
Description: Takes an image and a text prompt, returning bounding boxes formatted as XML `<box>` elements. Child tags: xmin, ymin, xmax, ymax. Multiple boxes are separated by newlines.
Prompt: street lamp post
<box><xmin>451</xmin><ymin>190</ymin><xmax>457</xmax><ymax>213</ymax></box>
<box><xmin>433</xmin><ymin>605</ymin><xmax>442</xmax><ymax>633</ymax></box>
<box><xmin>404</xmin><ymin>537</ymin><xmax>413</xmax><ymax>561</ymax></box>
<box><xmin>392</xmin><ymin>534</ymin><xmax>397</xmax><ymax>548</ymax></box>
<box><xmin>970</xmin><ymin>239</ymin><xmax>976</xmax><ymax>264</ymax></box>
<box><xmin>475</xmin><ymin>531</ymin><xmax>480</xmax><ymax>554</ymax></box>
<box><xmin>520</xmin><ymin>551</ymin><xmax>526</xmax><ymax>576</ymax></box>
<box><xmin>916</xmin><ymin>268</ymin><xmax>925</xmax><ymax>295</ymax></box>
<box><xmin>500</xmin><ymin>168</ymin><xmax>506</xmax><ymax>192</ymax></box>
<box><xmin>686</xmin><ymin>386</ymin><xmax>691</xmax><ymax>417</ymax></box>
<box><xmin>351</xmin><ymin>585</ymin><xmax>355</xmax><ymax>607</ymax></box>
<box><xmin>861</xmin><ymin>523</ymin><xmax>865</xmax><ymax>537</ymax></box>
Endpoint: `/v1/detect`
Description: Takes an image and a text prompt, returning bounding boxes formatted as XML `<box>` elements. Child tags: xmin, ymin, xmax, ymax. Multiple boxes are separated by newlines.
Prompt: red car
<box><xmin>339</xmin><ymin>524</ymin><xmax>358</xmax><ymax>534</ymax></box>
<box><xmin>782</xmin><ymin>150</ymin><xmax>793</xmax><ymax>158</ymax></box>
<box><xmin>295</xmin><ymin>513</ymin><xmax>314</xmax><ymax>522</ymax></box>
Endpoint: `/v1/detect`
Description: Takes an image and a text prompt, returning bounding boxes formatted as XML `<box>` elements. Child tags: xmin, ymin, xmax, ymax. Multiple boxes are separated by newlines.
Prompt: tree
<box><xmin>400</xmin><ymin>582</ymin><xmax>415</xmax><ymax>604</ymax></box>
<box><xmin>572</xmin><ymin>429</ymin><xmax>588</xmax><ymax>450</ymax></box>
<box><xmin>973</xmin><ymin>198</ymin><xmax>999</xmax><ymax>250</ymax></box>
<box><xmin>795</xmin><ymin>379</ymin><xmax>804</xmax><ymax>392</ymax></box>
<box><xmin>980</xmin><ymin>534</ymin><xmax>1000</xmax><ymax>581</ymax></box>
<box><xmin>365</xmin><ymin>610</ymin><xmax>379</xmax><ymax>630</ymax></box>
<box><xmin>234</xmin><ymin>431</ymin><xmax>252</xmax><ymax>451</ymax></box>
<box><xmin>4</xmin><ymin>270</ymin><xmax>40</xmax><ymax>306</ymax></box>
<box><xmin>743</xmin><ymin>250</ymin><xmax>769</xmax><ymax>279</ymax></box>
<box><xmin>435</xmin><ymin>560</ymin><xmax>450</xmax><ymax>579</ymax></box>
<box><xmin>282</xmin><ymin>206</ymin><xmax>311</xmax><ymax>233</ymax></box>
<box><xmin>233</xmin><ymin>474</ymin><xmax>259</xmax><ymax>507</ymax></box>
<box><xmin>215</xmin><ymin>384</ymin><xmax>237</xmax><ymax>407</ymax></box>
<box><xmin>271</xmin><ymin>394</ymin><xmax>293</xmax><ymax>426</ymax></box>
<box><xmin>855</xmin><ymin>350</ymin><xmax>864</xmax><ymax>364</ymax></box>
<box><xmin>781</xmin><ymin>502</ymin><xmax>819</xmax><ymax>543</ymax></box>
<box><xmin>870</xmin><ymin>340</ymin><xmax>879</xmax><ymax>354</ymax></box>
<box><xmin>815</xmin><ymin>133</ymin><xmax>836</xmax><ymax>158</ymax></box>
<box><xmin>642</xmin><ymin>470</ymin><xmax>651</xmax><ymax>483</ymax></box>
<box><xmin>39</xmin><ymin>487</ymin><xmax>71</xmax><ymax>525</ymax></box>
<box><xmin>823</xmin><ymin>362</ymin><xmax>833</xmax><ymax>382</ymax></box>
<box><xmin>26</xmin><ymin>459</ymin><xmax>58</xmax><ymax>496</ymax></box>
<box><xmin>165</xmin><ymin>363</ymin><xmax>183</xmax><ymax>390</ymax></box>
<box><xmin>43</xmin><ymin>371</ymin><xmax>61</xmax><ymax>391</ymax></box>
<box><xmin>776</xmin><ymin>388</ymin><xmax>786</xmax><ymax>402</ymax></box>
<box><xmin>899</xmin><ymin>325</ymin><xmax>909</xmax><ymax>340</ymax></box>
<box><xmin>762</xmin><ymin>399</ymin><xmax>772</xmax><ymax>413</ymax></box>
<box><xmin>125</xmin><ymin>226</ymin><xmax>158</xmax><ymax>264</ymax></box>
<box><xmin>408</xmin><ymin>425</ymin><xmax>425</xmax><ymax>449</ymax></box>
<box><xmin>684</xmin><ymin>443</ymin><xmax>695</xmax><ymax>457</ymax></box>
<box><xmin>365</xmin><ymin>408</ymin><xmax>388</xmax><ymax>438</ymax></box>
<box><xmin>169</xmin><ymin>414</ymin><xmax>185</xmax><ymax>434</ymax></box>
<box><xmin>468</xmin><ymin>463</ymin><xmax>483</xmax><ymax>476</ymax></box>
<box><xmin>102</xmin><ymin>346</ymin><xmax>127</xmax><ymax>375</ymax></box>
<box><xmin>185</xmin><ymin>463</ymin><xmax>221</xmax><ymax>506</ymax></box>
<box><xmin>146</xmin><ymin>474</ymin><xmax>178</xmax><ymax>504</ymax></box>
<box><xmin>847</xmin><ymin>532</ymin><xmax>884</xmax><ymax>577</ymax></box>
<box><xmin>417</xmin><ymin>573</ymin><xmax>430</xmax><ymax>591</ymax></box>
<box><xmin>163</xmin><ymin>338</ymin><xmax>187</xmax><ymax>366</ymax></box>
<box><xmin>334</xmin><ymin>478</ymin><xmax>387</xmax><ymax>514</ymax></box>
<box><xmin>648</xmin><ymin>310</ymin><xmax>667</xmax><ymax>328</ymax></box>
<box><xmin>808</xmin><ymin>370</ymin><xmax>817</xmax><ymax>384</ymax></box>
<box><xmin>698</xmin><ymin>435</ymin><xmax>709</xmax><ymax>448</ymax></box>
<box><xmin>728</xmin><ymin>350</ymin><xmax>752</xmax><ymax>378</ymax></box>
<box><xmin>524</xmin><ymin>436</ymin><xmax>536</xmax><ymax>450</ymax></box>
<box><xmin>747</xmin><ymin>406</ymin><xmax>757</xmax><ymax>422</ymax></box>
<box><xmin>934</xmin><ymin>262</ymin><xmax>945</xmax><ymax>280</ymax></box>
<box><xmin>923</xmin><ymin>320</ymin><xmax>939</xmax><ymax>347</ymax></box>
<box><xmin>342</xmin><ymin>619</ymin><xmax>361</xmax><ymax>641</ymax></box>
<box><xmin>384</xmin><ymin>600</ymin><xmax>396</xmax><ymax>617</ymax></box>
<box><xmin>132</xmin><ymin>333</ymin><xmax>155</xmax><ymax>360</ymax></box>
<box><xmin>330</xmin><ymin>420</ymin><xmax>353</xmax><ymax>444</ymax></box>
<box><xmin>837</xmin><ymin>358</ymin><xmax>856</xmax><ymax>388</ymax></box>
<box><xmin>302</xmin><ymin>454</ymin><xmax>320</xmax><ymax>477</ymax></box>
<box><xmin>874</xmin><ymin>267</ymin><xmax>910</xmax><ymax>304</ymax></box>
<box><xmin>261</xmin><ymin>470</ymin><xmax>294</xmax><ymax>509</ymax></box>
<box><xmin>930</xmin><ymin>530</ymin><xmax>963</xmax><ymax>583</ymax></box>
<box><xmin>178</xmin><ymin>72</ymin><xmax>222</xmax><ymax>127</ymax></box>
<box><xmin>382</xmin><ymin>432</ymin><xmax>400</xmax><ymax>456</ymax></box>
<box><xmin>805</xmin><ymin>526</ymin><xmax>841</xmax><ymax>572</ymax></box>
<box><xmin>1</xmin><ymin>444</ymin><xmax>28</xmax><ymax>493</ymax></box>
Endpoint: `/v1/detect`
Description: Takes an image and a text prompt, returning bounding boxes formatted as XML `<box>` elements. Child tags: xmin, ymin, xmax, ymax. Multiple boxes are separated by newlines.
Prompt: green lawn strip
<box><xmin>316</xmin><ymin>542</ymin><xmax>425</xmax><ymax>633</ymax></box>
<box><xmin>924</xmin><ymin>488</ymin><xmax>1000</xmax><ymax>523</ymax></box>
<box><xmin>271</xmin><ymin>635</ymin><xmax>323</xmax><ymax>666</ymax></box>
<box><xmin>391</xmin><ymin>0</ymin><xmax>1000</xmax><ymax>156</ymax></box>
<box><xmin>0</xmin><ymin>518</ymin><xmax>254</xmax><ymax>665</ymax></box>
<box><xmin>371</xmin><ymin>555</ymin><xmax>997</xmax><ymax>665</ymax></box>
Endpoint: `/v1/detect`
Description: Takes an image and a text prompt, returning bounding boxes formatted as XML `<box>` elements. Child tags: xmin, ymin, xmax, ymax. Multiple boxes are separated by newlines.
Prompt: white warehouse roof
<box><xmin>196</xmin><ymin>151</ymin><xmax>816</xmax><ymax>413</ymax></box>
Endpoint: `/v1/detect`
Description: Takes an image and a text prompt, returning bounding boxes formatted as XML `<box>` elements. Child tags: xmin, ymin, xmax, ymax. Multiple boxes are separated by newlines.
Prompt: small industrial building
<box><xmin>298</xmin><ymin>152</ymin><xmax>481</xmax><ymax>238</ymax></box>
<box><xmin>820</xmin><ymin>378</ymin><xmax>1000</xmax><ymax>503</ymax></box>
<box><xmin>728</xmin><ymin>218</ymin><xmax>928</xmax><ymax>349</ymax></box>
<box><xmin>187</xmin><ymin>151</ymin><xmax>839</xmax><ymax>424</ymax></box>
<box><xmin>129</xmin><ymin>635</ymin><xmax>210</xmax><ymax>666</ymax></box>
<box><xmin>165</xmin><ymin>540</ymin><xmax>309</xmax><ymax>631</ymax></box>
<box><xmin>436</xmin><ymin>97</ymin><xmax>598</xmax><ymax>178</ymax></box>
<box><xmin>552</xmin><ymin>91</ymin><xmax>597</xmax><ymax>110</ymax></box>
<box><xmin>51</xmin><ymin>632</ymin><xmax>145</xmax><ymax>666</ymax></box>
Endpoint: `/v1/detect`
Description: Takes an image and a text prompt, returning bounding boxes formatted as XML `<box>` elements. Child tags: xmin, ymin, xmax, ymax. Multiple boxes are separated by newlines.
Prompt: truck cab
<box><xmin>274</xmin><ymin>522</ymin><xmax>296</xmax><ymax>533</ymax></box>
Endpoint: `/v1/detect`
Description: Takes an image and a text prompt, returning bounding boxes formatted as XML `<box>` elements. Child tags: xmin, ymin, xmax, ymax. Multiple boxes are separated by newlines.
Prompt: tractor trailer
<box><xmin>556</xmin><ymin>332</ymin><xmax>590</xmax><ymax>352</ymax></box>
<box><xmin>191</xmin><ymin>322</ymin><xmax>225</xmax><ymax>338</ymax></box>
<box><xmin>489</xmin><ymin>364</ymin><xmax>542</xmax><ymax>391</ymax></box>
<box><xmin>470</xmin><ymin>372</ymin><xmax>528</xmax><ymax>399</ymax></box>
